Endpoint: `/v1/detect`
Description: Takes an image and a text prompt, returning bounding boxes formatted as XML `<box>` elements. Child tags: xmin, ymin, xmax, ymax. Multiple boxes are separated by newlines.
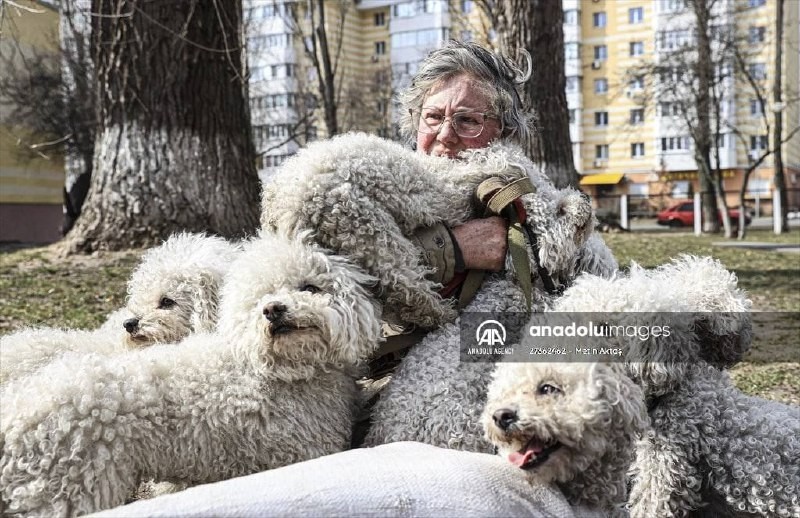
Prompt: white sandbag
<box><xmin>94</xmin><ymin>442</ymin><xmax>599</xmax><ymax>517</ymax></box>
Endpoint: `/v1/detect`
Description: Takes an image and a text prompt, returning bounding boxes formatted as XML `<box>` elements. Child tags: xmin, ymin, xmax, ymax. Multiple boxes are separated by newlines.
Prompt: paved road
<box><xmin>625</xmin><ymin>216</ymin><xmax>800</xmax><ymax>232</ymax></box>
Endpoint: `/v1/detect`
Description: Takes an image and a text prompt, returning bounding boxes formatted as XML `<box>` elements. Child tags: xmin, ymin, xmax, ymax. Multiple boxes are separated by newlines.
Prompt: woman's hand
<box><xmin>451</xmin><ymin>217</ymin><xmax>508</xmax><ymax>271</ymax></box>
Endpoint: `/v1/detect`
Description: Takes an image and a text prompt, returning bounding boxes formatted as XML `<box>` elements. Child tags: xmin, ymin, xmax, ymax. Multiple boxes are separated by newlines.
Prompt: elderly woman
<box><xmin>367</xmin><ymin>40</ymin><xmax>534</xmax><ymax>363</ymax></box>
<box><xmin>403</xmin><ymin>40</ymin><xmax>533</xmax><ymax>294</ymax></box>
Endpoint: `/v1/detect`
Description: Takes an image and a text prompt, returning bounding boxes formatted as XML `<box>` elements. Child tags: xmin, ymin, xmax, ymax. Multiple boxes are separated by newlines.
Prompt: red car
<box><xmin>656</xmin><ymin>201</ymin><xmax>752</xmax><ymax>228</ymax></box>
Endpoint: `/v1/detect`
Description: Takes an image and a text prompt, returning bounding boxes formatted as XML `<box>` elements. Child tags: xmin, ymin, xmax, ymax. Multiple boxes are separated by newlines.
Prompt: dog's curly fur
<box><xmin>0</xmin><ymin>233</ymin><xmax>382</xmax><ymax>516</ymax></box>
<box><xmin>363</xmin><ymin>181</ymin><xmax>619</xmax><ymax>452</ymax></box>
<box><xmin>551</xmin><ymin>255</ymin><xmax>799</xmax><ymax>517</ymax></box>
<box><xmin>261</xmin><ymin>132</ymin><xmax>558</xmax><ymax>329</ymax></box>
<box><xmin>0</xmin><ymin>233</ymin><xmax>238</xmax><ymax>388</ymax></box>
<box><xmin>483</xmin><ymin>361</ymin><xmax>648</xmax><ymax>516</ymax></box>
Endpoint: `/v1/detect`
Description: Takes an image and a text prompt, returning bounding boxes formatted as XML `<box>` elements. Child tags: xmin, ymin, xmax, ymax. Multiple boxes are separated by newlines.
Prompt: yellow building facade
<box><xmin>0</xmin><ymin>0</ymin><xmax>64</xmax><ymax>242</ymax></box>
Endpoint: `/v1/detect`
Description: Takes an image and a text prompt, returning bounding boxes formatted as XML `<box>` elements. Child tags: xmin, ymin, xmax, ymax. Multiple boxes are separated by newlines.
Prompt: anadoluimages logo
<box><xmin>476</xmin><ymin>319</ymin><xmax>507</xmax><ymax>347</ymax></box>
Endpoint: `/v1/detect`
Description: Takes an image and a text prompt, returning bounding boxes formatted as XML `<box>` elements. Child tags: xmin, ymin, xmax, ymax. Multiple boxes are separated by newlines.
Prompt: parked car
<box><xmin>656</xmin><ymin>201</ymin><xmax>752</xmax><ymax>228</ymax></box>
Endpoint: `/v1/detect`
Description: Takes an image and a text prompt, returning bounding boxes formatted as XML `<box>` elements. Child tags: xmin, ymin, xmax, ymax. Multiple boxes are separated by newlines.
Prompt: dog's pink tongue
<box><xmin>508</xmin><ymin>440</ymin><xmax>545</xmax><ymax>468</ymax></box>
<box><xmin>508</xmin><ymin>450</ymin><xmax>533</xmax><ymax>467</ymax></box>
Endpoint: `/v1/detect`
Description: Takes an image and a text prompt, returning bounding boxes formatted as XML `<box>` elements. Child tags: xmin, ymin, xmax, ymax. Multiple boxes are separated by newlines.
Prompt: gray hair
<box><xmin>398</xmin><ymin>40</ymin><xmax>533</xmax><ymax>146</ymax></box>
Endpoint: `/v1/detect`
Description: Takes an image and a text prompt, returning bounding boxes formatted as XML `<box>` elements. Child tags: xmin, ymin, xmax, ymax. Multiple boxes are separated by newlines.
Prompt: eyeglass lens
<box><xmin>414</xmin><ymin>111</ymin><xmax>486</xmax><ymax>138</ymax></box>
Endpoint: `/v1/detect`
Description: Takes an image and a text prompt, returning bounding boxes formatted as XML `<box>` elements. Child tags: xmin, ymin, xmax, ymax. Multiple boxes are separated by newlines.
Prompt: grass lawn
<box><xmin>1</xmin><ymin>228</ymin><xmax>798</xmax><ymax>403</ymax></box>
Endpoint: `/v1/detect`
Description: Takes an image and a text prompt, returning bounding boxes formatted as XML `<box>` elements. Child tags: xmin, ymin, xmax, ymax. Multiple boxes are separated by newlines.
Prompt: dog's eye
<box><xmin>158</xmin><ymin>297</ymin><xmax>176</xmax><ymax>309</ymax></box>
<box><xmin>537</xmin><ymin>383</ymin><xmax>561</xmax><ymax>396</ymax></box>
<box><xmin>301</xmin><ymin>284</ymin><xmax>321</xmax><ymax>294</ymax></box>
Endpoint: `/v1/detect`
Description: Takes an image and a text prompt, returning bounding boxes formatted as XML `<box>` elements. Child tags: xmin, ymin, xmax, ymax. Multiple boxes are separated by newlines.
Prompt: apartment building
<box><xmin>0</xmin><ymin>1</ymin><xmax>64</xmax><ymax>243</ymax></box>
<box><xmin>247</xmin><ymin>0</ymin><xmax>800</xmax><ymax>214</ymax></box>
<box><xmin>574</xmin><ymin>0</ymin><xmax>800</xmax><ymax>214</ymax></box>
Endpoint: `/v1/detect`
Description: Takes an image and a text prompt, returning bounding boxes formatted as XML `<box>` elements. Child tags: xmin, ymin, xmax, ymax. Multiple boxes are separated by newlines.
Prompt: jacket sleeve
<box><xmin>410</xmin><ymin>223</ymin><xmax>464</xmax><ymax>285</ymax></box>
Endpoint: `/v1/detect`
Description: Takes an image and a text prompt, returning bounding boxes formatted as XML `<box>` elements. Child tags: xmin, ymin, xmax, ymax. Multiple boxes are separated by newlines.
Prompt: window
<box><xmin>750</xmin><ymin>135</ymin><xmax>768</xmax><ymax>151</ymax></box>
<box><xmin>750</xmin><ymin>99</ymin><xmax>765</xmax><ymax>116</ymax></box>
<box><xmin>659</xmin><ymin>0</ymin><xmax>685</xmax><ymax>12</ymax></box>
<box><xmin>564</xmin><ymin>42</ymin><xmax>580</xmax><ymax>60</ymax></box>
<box><xmin>659</xmin><ymin>102</ymin><xmax>681</xmax><ymax>117</ymax></box>
<box><xmin>565</xmin><ymin>75</ymin><xmax>580</xmax><ymax>93</ymax></box>
<box><xmin>661</xmin><ymin>136</ymin><xmax>691</xmax><ymax>151</ymax></box>
<box><xmin>630</xmin><ymin>41</ymin><xmax>644</xmax><ymax>56</ymax></box>
<box><xmin>671</xmin><ymin>181</ymin><xmax>691</xmax><ymax>199</ymax></box>
<box><xmin>748</xmin><ymin>26</ymin><xmax>766</xmax><ymax>44</ymax></box>
<box><xmin>375</xmin><ymin>41</ymin><xmax>386</xmax><ymax>55</ymax></box>
<box><xmin>658</xmin><ymin>30</ymin><xmax>692</xmax><ymax>51</ymax></box>
<box><xmin>629</xmin><ymin>183</ymin><xmax>649</xmax><ymax>196</ymax></box>
<box><xmin>460</xmin><ymin>30</ymin><xmax>473</xmax><ymax>42</ymax></box>
<box><xmin>595</xmin><ymin>111</ymin><xmax>609</xmax><ymax>126</ymax></box>
<box><xmin>568</xmin><ymin>109</ymin><xmax>578</xmax><ymax>124</ymax></box>
<box><xmin>391</xmin><ymin>29</ymin><xmax>441</xmax><ymax>49</ymax></box>
<box><xmin>629</xmin><ymin>7</ymin><xmax>644</xmax><ymax>24</ymax></box>
<box><xmin>594</xmin><ymin>78</ymin><xmax>608</xmax><ymax>94</ymax></box>
<box><xmin>595</xmin><ymin>144</ymin><xmax>609</xmax><ymax>160</ymax></box>
<box><xmin>461</xmin><ymin>0</ymin><xmax>473</xmax><ymax>13</ymax></box>
<box><xmin>630</xmin><ymin>76</ymin><xmax>644</xmax><ymax>90</ymax></box>
<box><xmin>594</xmin><ymin>45</ymin><xmax>608</xmax><ymax>61</ymax></box>
<box><xmin>564</xmin><ymin>9</ymin><xmax>579</xmax><ymax>25</ymax></box>
<box><xmin>748</xmin><ymin>0</ymin><xmax>766</xmax><ymax>7</ymax></box>
<box><xmin>630</xmin><ymin>109</ymin><xmax>644</xmax><ymax>125</ymax></box>
<box><xmin>374</xmin><ymin>12</ymin><xmax>385</xmax><ymax>25</ymax></box>
<box><xmin>747</xmin><ymin>178</ymin><xmax>770</xmax><ymax>195</ymax></box>
<box><xmin>631</xmin><ymin>142</ymin><xmax>645</xmax><ymax>158</ymax></box>
<box><xmin>592</xmin><ymin>12</ymin><xmax>606</xmax><ymax>27</ymax></box>
<box><xmin>715</xmin><ymin>133</ymin><xmax>727</xmax><ymax>149</ymax></box>
<box><xmin>748</xmin><ymin>63</ymin><xmax>767</xmax><ymax>80</ymax></box>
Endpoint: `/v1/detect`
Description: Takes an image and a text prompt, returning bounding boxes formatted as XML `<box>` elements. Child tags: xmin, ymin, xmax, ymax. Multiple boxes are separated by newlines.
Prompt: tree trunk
<box><xmin>59</xmin><ymin>0</ymin><xmax>95</xmax><ymax>236</ymax></box>
<box><xmin>314</xmin><ymin>0</ymin><xmax>339</xmax><ymax>137</ymax></box>
<box><xmin>495</xmin><ymin>0</ymin><xmax>579</xmax><ymax>189</ymax></box>
<box><xmin>691</xmin><ymin>0</ymin><xmax>719</xmax><ymax>232</ymax></box>
<box><xmin>772</xmin><ymin>0</ymin><xmax>787</xmax><ymax>232</ymax></box>
<box><xmin>65</xmin><ymin>0</ymin><xmax>260</xmax><ymax>252</ymax></box>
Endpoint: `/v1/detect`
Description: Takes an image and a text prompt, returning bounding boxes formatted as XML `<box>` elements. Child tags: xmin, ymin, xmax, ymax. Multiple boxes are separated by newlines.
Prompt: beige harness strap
<box><xmin>475</xmin><ymin>176</ymin><xmax>537</xmax><ymax>312</ymax></box>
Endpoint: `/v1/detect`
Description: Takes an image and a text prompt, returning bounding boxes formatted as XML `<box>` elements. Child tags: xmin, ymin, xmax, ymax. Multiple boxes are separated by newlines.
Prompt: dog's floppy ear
<box><xmin>597</xmin><ymin>363</ymin><xmax>648</xmax><ymax>435</ymax></box>
<box><xmin>692</xmin><ymin>312</ymin><xmax>752</xmax><ymax>368</ymax></box>
<box><xmin>190</xmin><ymin>272</ymin><xmax>220</xmax><ymax>333</ymax></box>
<box><xmin>327</xmin><ymin>255</ymin><xmax>383</xmax><ymax>364</ymax></box>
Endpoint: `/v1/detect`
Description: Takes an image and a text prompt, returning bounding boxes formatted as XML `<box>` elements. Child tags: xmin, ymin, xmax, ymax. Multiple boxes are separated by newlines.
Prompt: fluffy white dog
<box><xmin>262</xmin><ymin>132</ymin><xmax>549</xmax><ymax>329</ymax></box>
<box><xmin>551</xmin><ymin>255</ymin><xmax>799</xmax><ymax>517</ymax></box>
<box><xmin>0</xmin><ymin>233</ymin><xmax>237</xmax><ymax>387</ymax></box>
<box><xmin>483</xmin><ymin>361</ymin><xmax>647</xmax><ymax>517</ymax></box>
<box><xmin>0</xmin><ymin>233</ymin><xmax>382</xmax><ymax>517</ymax></box>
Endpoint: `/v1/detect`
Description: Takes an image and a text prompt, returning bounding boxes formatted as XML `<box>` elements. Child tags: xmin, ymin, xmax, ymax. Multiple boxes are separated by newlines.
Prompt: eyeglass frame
<box><xmin>409</xmin><ymin>108</ymin><xmax>503</xmax><ymax>139</ymax></box>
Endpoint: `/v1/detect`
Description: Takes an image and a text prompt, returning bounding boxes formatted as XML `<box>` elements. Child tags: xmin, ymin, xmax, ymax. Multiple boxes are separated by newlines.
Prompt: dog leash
<box><xmin>457</xmin><ymin>177</ymin><xmax>537</xmax><ymax>312</ymax></box>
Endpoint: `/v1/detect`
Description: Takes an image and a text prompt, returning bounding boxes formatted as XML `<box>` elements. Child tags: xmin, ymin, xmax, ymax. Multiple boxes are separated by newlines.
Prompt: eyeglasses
<box><xmin>410</xmin><ymin>109</ymin><xmax>499</xmax><ymax>138</ymax></box>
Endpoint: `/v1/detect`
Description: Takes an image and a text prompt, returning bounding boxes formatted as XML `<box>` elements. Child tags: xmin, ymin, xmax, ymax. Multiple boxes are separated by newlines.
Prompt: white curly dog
<box><xmin>483</xmin><ymin>361</ymin><xmax>647</xmax><ymax>517</ymax></box>
<box><xmin>551</xmin><ymin>255</ymin><xmax>799</xmax><ymax>517</ymax></box>
<box><xmin>262</xmin><ymin>132</ymin><xmax>545</xmax><ymax>329</ymax></box>
<box><xmin>0</xmin><ymin>233</ymin><xmax>382</xmax><ymax>517</ymax></box>
<box><xmin>0</xmin><ymin>233</ymin><xmax>237</xmax><ymax>387</ymax></box>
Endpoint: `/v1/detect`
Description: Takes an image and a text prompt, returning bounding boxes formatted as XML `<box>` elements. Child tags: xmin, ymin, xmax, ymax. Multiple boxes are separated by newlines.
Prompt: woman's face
<box><xmin>415</xmin><ymin>73</ymin><xmax>503</xmax><ymax>158</ymax></box>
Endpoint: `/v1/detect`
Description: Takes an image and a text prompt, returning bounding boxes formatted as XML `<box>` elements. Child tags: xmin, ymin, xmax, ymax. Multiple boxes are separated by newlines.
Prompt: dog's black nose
<box><xmin>123</xmin><ymin>318</ymin><xmax>139</xmax><ymax>334</ymax></box>
<box><xmin>263</xmin><ymin>302</ymin><xmax>287</xmax><ymax>322</ymax></box>
<box><xmin>492</xmin><ymin>408</ymin><xmax>518</xmax><ymax>431</ymax></box>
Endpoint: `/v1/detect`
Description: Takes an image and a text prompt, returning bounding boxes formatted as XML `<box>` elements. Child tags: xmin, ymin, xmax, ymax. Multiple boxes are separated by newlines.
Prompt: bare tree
<box><xmin>284</xmin><ymin>0</ymin><xmax>354</xmax><ymax>138</ymax></box>
<box><xmin>729</xmin><ymin>3</ymin><xmax>800</xmax><ymax>238</ymax></box>
<box><xmin>64</xmin><ymin>0</ymin><xmax>260</xmax><ymax>252</ymax></box>
<box><xmin>475</xmin><ymin>0</ymin><xmax>579</xmax><ymax>189</ymax></box>
<box><xmin>771</xmin><ymin>0</ymin><xmax>788</xmax><ymax>232</ymax></box>
<box><xmin>625</xmin><ymin>0</ymin><xmax>799</xmax><ymax>237</ymax></box>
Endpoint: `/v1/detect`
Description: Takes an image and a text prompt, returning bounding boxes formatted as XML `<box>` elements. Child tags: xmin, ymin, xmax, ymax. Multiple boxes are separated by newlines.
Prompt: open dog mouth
<box><xmin>269</xmin><ymin>321</ymin><xmax>309</xmax><ymax>335</ymax></box>
<box><xmin>508</xmin><ymin>436</ymin><xmax>562</xmax><ymax>470</ymax></box>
